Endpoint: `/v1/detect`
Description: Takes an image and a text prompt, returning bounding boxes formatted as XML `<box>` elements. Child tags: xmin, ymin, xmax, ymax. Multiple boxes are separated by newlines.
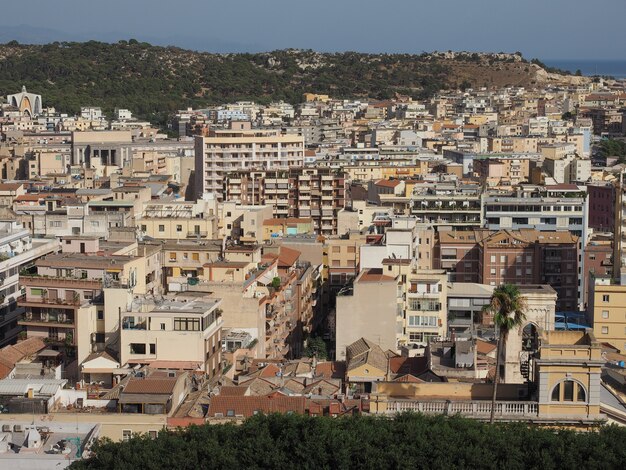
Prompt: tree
<box><xmin>575</xmin><ymin>69</ymin><xmax>582</xmax><ymax>76</ymax></box>
<box><xmin>303</xmin><ymin>336</ymin><xmax>328</xmax><ymax>360</ymax></box>
<box><xmin>482</xmin><ymin>284</ymin><xmax>526</xmax><ymax>424</ymax></box>
<box><xmin>271</xmin><ymin>277</ymin><xmax>281</xmax><ymax>289</ymax></box>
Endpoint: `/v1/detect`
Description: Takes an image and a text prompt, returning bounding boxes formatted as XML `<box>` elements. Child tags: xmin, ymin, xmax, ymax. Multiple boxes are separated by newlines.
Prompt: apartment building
<box><xmin>194</xmin><ymin>121</ymin><xmax>304</xmax><ymax>199</ymax></box>
<box><xmin>437</xmin><ymin>229</ymin><xmax>578</xmax><ymax>311</ymax></box>
<box><xmin>335</xmin><ymin>269</ymin><xmax>398</xmax><ymax>360</ymax></box>
<box><xmin>0</xmin><ymin>217</ymin><xmax>58</xmax><ymax>347</ymax></box>
<box><xmin>137</xmin><ymin>199</ymin><xmax>218</xmax><ymax>241</ymax></box>
<box><xmin>408</xmin><ymin>180</ymin><xmax>483</xmax><ymax>229</ymax></box>
<box><xmin>387</xmin><ymin>263</ymin><xmax>448</xmax><ymax>348</ymax></box>
<box><xmin>223</xmin><ymin>167</ymin><xmax>345</xmax><ymax>236</ymax></box>
<box><xmin>120</xmin><ymin>296</ymin><xmax>223</xmax><ymax>378</ymax></box>
<box><xmin>325</xmin><ymin>231</ymin><xmax>367</xmax><ymax>294</ymax></box>
<box><xmin>588</xmin><ymin>277</ymin><xmax>626</xmax><ymax>353</ymax></box>
<box><xmin>483</xmin><ymin>185</ymin><xmax>588</xmax><ymax>238</ymax></box>
<box><xmin>18</xmin><ymin>241</ymin><xmax>151</xmax><ymax>367</ymax></box>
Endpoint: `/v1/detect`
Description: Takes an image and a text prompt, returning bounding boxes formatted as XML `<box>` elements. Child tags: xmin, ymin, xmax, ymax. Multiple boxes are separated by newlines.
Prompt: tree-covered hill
<box><xmin>0</xmin><ymin>41</ymin><xmax>573</xmax><ymax>123</ymax></box>
<box><xmin>70</xmin><ymin>413</ymin><xmax>626</xmax><ymax>470</ymax></box>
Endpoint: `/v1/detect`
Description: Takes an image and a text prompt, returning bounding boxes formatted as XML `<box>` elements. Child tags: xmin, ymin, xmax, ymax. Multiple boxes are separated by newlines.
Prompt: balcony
<box><xmin>384</xmin><ymin>400</ymin><xmax>538</xmax><ymax>419</ymax></box>
<box><xmin>19</xmin><ymin>296</ymin><xmax>82</xmax><ymax>308</ymax></box>
<box><xmin>19</xmin><ymin>313</ymin><xmax>75</xmax><ymax>328</ymax></box>
<box><xmin>20</xmin><ymin>275</ymin><xmax>102</xmax><ymax>289</ymax></box>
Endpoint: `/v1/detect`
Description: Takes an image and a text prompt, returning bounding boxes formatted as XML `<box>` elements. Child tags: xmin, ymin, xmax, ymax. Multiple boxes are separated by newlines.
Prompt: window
<box><xmin>347</xmin><ymin>246</ymin><xmax>356</xmax><ymax>253</ymax></box>
<box><xmin>97</xmin><ymin>311</ymin><xmax>104</xmax><ymax>320</ymax></box>
<box><xmin>130</xmin><ymin>343</ymin><xmax>146</xmax><ymax>354</ymax></box>
<box><xmin>161</xmin><ymin>323</ymin><xmax>166</xmax><ymax>330</ymax></box>
<box><xmin>149</xmin><ymin>343</ymin><xmax>156</xmax><ymax>354</ymax></box>
<box><xmin>490</xmin><ymin>268</ymin><xmax>496</xmax><ymax>275</ymax></box>
<box><xmin>170</xmin><ymin>252</ymin><xmax>177</xmax><ymax>260</ymax></box>
<box><xmin>603</xmin><ymin>295</ymin><xmax>610</xmax><ymax>302</ymax></box>
<box><xmin>31</xmin><ymin>288</ymin><xmax>44</xmax><ymax>296</ymax></box>
<box><xmin>122</xmin><ymin>430</ymin><xmax>132</xmax><ymax>442</ymax></box>
<box><xmin>563</xmin><ymin>381</ymin><xmax>574</xmax><ymax>401</ymax></box>
<box><xmin>174</xmin><ymin>317</ymin><xmax>201</xmax><ymax>331</ymax></box>
<box><xmin>332</xmin><ymin>246</ymin><xmax>341</xmax><ymax>253</ymax></box>
<box><xmin>490</xmin><ymin>255</ymin><xmax>496</xmax><ymax>263</ymax></box>
<box><xmin>500</xmin><ymin>255</ymin><xmax>506</xmax><ymax>263</ymax></box>
<box><xmin>176</xmin><ymin>225</ymin><xmax>183</xmax><ymax>232</ymax></box>
<box><xmin>148</xmin><ymin>431</ymin><xmax>158</xmax><ymax>439</ymax></box>
<box><xmin>602</xmin><ymin>310</ymin><xmax>609</xmax><ymax>319</ymax></box>
<box><xmin>141</xmin><ymin>225</ymin><xmax>147</xmax><ymax>232</ymax></box>
<box><xmin>192</xmin><ymin>253</ymin><xmax>199</xmax><ymax>261</ymax></box>
<box><xmin>551</xmin><ymin>383</ymin><xmax>560</xmax><ymax>401</ymax></box>
<box><xmin>158</xmin><ymin>225</ymin><xmax>165</xmax><ymax>232</ymax></box>
<box><xmin>226</xmin><ymin>409</ymin><xmax>235</xmax><ymax>417</ymax></box>
<box><xmin>601</xmin><ymin>326</ymin><xmax>608</xmax><ymax>334</ymax></box>
<box><xmin>577</xmin><ymin>384</ymin><xmax>586</xmax><ymax>402</ymax></box>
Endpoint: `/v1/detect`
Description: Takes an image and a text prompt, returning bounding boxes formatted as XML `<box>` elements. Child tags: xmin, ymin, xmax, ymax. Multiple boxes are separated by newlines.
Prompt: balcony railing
<box><xmin>19</xmin><ymin>275</ymin><xmax>102</xmax><ymax>288</ymax></box>
<box><xmin>187</xmin><ymin>231</ymin><xmax>208</xmax><ymax>238</ymax></box>
<box><xmin>19</xmin><ymin>314</ymin><xmax>75</xmax><ymax>327</ymax></box>
<box><xmin>385</xmin><ymin>400</ymin><xmax>538</xmax><ymax>418</ymax></box>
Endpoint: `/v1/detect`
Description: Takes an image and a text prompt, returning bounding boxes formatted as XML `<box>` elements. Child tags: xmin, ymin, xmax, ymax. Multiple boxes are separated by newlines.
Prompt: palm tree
<box><xmin>482</xmin><ymin>284</ymin><xmax>526</xmax><ymax>424</ymax></box>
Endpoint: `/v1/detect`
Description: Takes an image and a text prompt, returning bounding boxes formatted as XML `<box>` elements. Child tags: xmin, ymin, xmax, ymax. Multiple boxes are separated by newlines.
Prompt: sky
<box><xmin>1</xmin><ymin>0</ymin><xmax>625</xmax><ymax>60</ymax></box>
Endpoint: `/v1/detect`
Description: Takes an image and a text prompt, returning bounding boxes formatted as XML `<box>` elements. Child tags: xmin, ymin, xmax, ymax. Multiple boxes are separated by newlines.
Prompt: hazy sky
<box><xmin>1</xmin><ymin>0</ymin><xmax>625</xmax><ymax>59</ymax></box>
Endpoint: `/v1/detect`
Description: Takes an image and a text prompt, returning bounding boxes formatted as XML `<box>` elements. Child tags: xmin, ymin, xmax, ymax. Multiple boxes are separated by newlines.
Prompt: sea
<box><xmin>543</xmin><ymin>59</ymin><xmax>626</xmax><ymax>79</ymax></box>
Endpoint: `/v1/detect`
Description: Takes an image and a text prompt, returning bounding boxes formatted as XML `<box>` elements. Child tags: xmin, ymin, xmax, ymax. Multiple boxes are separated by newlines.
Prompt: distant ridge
<box><xmin>0</xmin><ymin>41</ymin><xmax>586</xmax><ymax>124</ymax></box>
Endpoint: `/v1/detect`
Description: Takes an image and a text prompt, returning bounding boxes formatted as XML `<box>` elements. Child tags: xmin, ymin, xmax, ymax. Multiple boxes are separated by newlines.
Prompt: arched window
<box><xmin>551</xmin><ymin>383</ymin><xmax>560</xmax><ymax>401</ymax></box>
<box><xmin>550</xmin><ymin>380</ymin><xmax>587</xmax><ymax>403</ymax></box>
<box><xmin>522</xmin><ymin>323</ymin><xmax>538</xmax><ymax>352</ymax></box>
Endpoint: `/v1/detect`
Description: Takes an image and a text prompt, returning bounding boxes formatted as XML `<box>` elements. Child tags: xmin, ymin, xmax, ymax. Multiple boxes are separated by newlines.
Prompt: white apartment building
<box><xmin>194</xmin><ymin>121</ymin><xmax>304</xmax><ymax>199</ymax></box>
<box><xmin>0</xmin><ymin>218</ymin><xmax>58</xmax><ymax>347</ymax></box>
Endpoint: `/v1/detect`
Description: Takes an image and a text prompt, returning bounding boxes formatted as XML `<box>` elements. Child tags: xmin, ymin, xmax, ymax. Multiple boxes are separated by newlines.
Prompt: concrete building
<box><xmin>120</xmin><ymin>296</ymin><xmax>223</xmax><ymax>378</ymax></box>
<box><xmin>6</xmin><ymin>86</ymin><xmax>42</xmax><ymax>117</ymax></box>
<box><xmin>588</xmin><ymin>277</ymin><xmax>626</xmax><ymax>353</ymax></box>
<box><xmin>194</xmin><ymin>121</ymin><xmax>304</xmax><ymax>200</ymax></box>
<box><xmin>335</xmin><ymin>269</ymin><xmax>398</xmax><ymax>361</ymax></box>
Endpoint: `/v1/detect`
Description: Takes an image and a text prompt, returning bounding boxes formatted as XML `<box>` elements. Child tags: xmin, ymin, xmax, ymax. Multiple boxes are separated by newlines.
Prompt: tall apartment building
<box><xmin>588</xmin><ymin>277</ymin><xmax>626</xmax><ymax>353</ymax></box>
<box><xmin>223</xmin><ymin>167</ymin><xmax>345</xmax><ymax>235</ymax></box>
<box><xmin>194</xmin><ymin>121</ymin><xmax>304</xmax><ymax>199</ymax></box>
<box><xmin>0</xmin><ymin>217</ymin><xmax>58</xmax><ymax>347</ymax></box>
<box><xmin>437</xmin><ymin>229</ymin><xmax>579</xmax><ymax>311</ymax></box>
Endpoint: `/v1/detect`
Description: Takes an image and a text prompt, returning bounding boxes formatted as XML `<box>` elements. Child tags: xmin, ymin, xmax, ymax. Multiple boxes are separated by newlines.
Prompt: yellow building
<box><xmin>535</xmin><ymin>330</ymin><xmax>603</xmax><ymax>421</ymax></box>
<box><xmin>262</xmin><ymin>217</ymin><xmax>313</xmax><ymax>241</ymax></box>
<box><xmin>588</xmin><ymin>277</ymin><xmax>626</xmax><ymax>352</ymax></box>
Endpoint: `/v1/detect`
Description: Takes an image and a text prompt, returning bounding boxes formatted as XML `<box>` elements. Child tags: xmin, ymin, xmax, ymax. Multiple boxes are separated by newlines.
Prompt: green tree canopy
<box><xmin>70</xmin><ymin>413</ymin><xmax>626</xmax><ymax>470</ymax></box>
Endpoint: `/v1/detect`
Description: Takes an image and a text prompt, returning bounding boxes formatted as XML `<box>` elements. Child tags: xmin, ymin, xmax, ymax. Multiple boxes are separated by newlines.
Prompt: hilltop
<box><xmin>0</xmin><ymin>41</ymin><xmax>587</xmax><ymax>123</ymax></box>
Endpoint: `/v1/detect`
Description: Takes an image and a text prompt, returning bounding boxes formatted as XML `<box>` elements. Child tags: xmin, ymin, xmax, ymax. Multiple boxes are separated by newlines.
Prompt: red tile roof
<box><xmin>123</xmin><ymin>377</ymin><xmax>177</xmax><ymax>395</ymax></box>
<box><xmin>278</xmin><ymin>246</ymin><xmax>301</xmax><ymax>267</ymax></box>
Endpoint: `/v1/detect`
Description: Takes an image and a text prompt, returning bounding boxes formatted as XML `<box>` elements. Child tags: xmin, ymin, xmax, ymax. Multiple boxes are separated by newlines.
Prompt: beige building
<box><xmin>588</xmin><ymin>277</ymin><xmax>626</xmax><ymax>353</ymax></box>
<box><xmin>194</xmin><ymin>121</ymin><xmax>304</xmax><ymax>199</ymax></box>
<box><xmin>335</xmin><ymin>269</ymin><xmax>399</xmax><ymax>360</ymax></box>
<box><xmin>119</xmin><ymin>296</ymin><xmax>223</xmax><ymax>378</ymax></box>
<box><xmin>138</xmin><ymin>199</ymin><xmax>218</xmax><ymax>240</ymax></box>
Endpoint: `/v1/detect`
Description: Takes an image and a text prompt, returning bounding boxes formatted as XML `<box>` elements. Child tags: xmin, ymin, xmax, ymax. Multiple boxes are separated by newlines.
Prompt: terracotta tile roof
<box><xmin>13</xmin><ymin>338</ymin><xmax>46</xmax><ymax>357</ymax></box>
<box><xmin>278</xmin><ymin>246</ymin><xmax>301</xmax><ymax>267</ymax></box>
<box><xmin>219</xmin><ymin>386</ymin><xmax>248</xmax><ymax>396</ymax></box>
<box><xmin>476</xmin><ymin>339</ymin><xmax>497</xmax><ymax>355</ymax></box>
<box><xmin>208</xmin><ymin>395</ymin><xmax>306</xmax><ymax>418</ymax></box>
<box><xmin>123</xmin><ymin>377</ymin><xmax>177</xmax><ymax>395</ymax></box>
<box><xmin>389</xmin><ymin>356</ymin><xmax>428</xmax><ymax>376</ymax></box>
<box><xmin>374</xmin><ymin>179</ymin><xmax>401</xmax><ymax>188</ymax></box>
<box><xmin>314</xmin><ymin>361</ymin><xmax>345</xmax><ymax>380</ymax></box>
<box><xmin>357</xmin><ymin>269</ymin><xmax>395</xmax><ymax>283</ymax></box>
<box><xmin>393</xmin><ymin>374</ymin><xmax>424</xmax><ymax>383</ymax></box>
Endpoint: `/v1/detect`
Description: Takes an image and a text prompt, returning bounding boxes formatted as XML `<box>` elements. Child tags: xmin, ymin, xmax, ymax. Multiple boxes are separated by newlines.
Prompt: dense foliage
<box><xmin>70</xmin><ymin>413</ymin><xmax>625</xmax><ymax>470</ymax></box>
<box><xmin>0</xmin><ymin>41</ymin><xmax>541</xmax><ymax>125</ymax></box>
<box><xmin>598</xmin><ymin>138</ymin><xmax>626</xmax><ymax>161</ymax></box>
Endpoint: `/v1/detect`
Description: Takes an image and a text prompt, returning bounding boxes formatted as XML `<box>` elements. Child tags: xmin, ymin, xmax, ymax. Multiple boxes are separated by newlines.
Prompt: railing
<box><xmin>20</xmin><ymin>314</ymin><xmax>75</xmax><ymax>326</ymax></box>
<box><xmin>19</xmin><ymin>275</ymin><xmax>102</xmax><ymax>288</ymax></box>
<box><xmin>386</xmin><ymin>400</ymin><xmax>538</xmax><ymax>417</ymax></box>
<box><xmin>187</xmin><ymin>231</ymin><xmax>208</xmax><ymax>237</ymax></box>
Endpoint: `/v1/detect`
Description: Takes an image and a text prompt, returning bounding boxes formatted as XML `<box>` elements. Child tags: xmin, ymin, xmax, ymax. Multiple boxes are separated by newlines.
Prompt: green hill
<box><xmin>0</xmin><ymin>41</ymin><xmax>567</xmax><ymax>124</ymax></box>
